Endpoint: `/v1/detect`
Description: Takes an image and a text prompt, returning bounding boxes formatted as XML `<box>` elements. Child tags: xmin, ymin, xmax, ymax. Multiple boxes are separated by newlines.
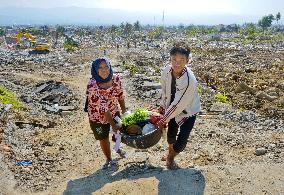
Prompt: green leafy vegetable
<box><xmin>122</xmin><ymin>108</ymin><xmax>149</xmax><ymax>127</ymax></box>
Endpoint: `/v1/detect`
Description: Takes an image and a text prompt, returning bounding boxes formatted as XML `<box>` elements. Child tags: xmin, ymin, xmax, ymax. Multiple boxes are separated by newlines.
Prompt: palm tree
<box><xmin>276</xmin><ymin>12</ymin><xmax>281</xmax><ymax>24</ymax></box>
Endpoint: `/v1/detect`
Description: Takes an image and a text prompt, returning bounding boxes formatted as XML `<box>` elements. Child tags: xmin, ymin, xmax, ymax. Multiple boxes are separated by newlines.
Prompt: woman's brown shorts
<box><xmin>89</xmin><ymin>121</ymin><xmax>110</xmax><ymax>140</ymax></box>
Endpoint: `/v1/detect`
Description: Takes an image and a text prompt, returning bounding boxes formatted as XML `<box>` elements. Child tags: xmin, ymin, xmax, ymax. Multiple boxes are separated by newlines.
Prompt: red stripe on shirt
<box><xmin>178</xmin><ymin>117</ymin><xmax>188</xmax><ymax>126</ymax></box>
<box><xmin>160</xmin><ymin>105</ymin><xmax>177</xmax><ymax>124</ymax></box>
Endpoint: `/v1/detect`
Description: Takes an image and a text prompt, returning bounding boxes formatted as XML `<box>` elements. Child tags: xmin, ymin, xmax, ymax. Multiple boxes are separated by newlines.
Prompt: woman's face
<box><xmin>171</xmin><ymin>53</ymin><xmax>189</xmax><ymax>73</ymax></box>
<box><xmin>98</xmin><ymin>61</ymin><xmax>110</xmax><ymax>79</ymax></box>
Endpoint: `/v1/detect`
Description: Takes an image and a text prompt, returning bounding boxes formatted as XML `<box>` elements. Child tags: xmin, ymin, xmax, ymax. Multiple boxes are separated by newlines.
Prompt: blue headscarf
<box><xmin>91</xmin><ymin>57</ymin><xmax>113</xmax><ymax>83</ymax></box>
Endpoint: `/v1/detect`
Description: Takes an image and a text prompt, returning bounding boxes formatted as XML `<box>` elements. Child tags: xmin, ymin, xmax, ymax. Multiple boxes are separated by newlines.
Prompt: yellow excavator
<box><xmin>17</xmin><ymin>32</ymin><xmax>50</xmax><ymax>54</ymax></box>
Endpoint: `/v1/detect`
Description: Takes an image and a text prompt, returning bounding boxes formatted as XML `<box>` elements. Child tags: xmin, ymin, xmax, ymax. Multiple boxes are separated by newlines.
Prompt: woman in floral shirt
<box><xmin>85</xmin><ymin>57</ymin><xmax>127</xmax><ymax>169</ymax></box>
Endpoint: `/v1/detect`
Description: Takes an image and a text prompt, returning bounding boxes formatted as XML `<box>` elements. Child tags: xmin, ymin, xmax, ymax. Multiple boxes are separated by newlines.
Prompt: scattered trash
<box><xmin>142</xmin><ymin>123</ymin><xmax>155</xmax><ymax>135</ymax></box>
<box><xmin>0</xmin><ymin>104</ymin><xmax>12</xmax><ymax>119</ymax></box>
<box><xmin>16</xmin><ymin>160</ymin><xmax>33</xmax><ymax>165</ymax></box>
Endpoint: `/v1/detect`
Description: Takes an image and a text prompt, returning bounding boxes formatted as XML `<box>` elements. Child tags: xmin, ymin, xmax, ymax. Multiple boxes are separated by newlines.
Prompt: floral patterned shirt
<box><xmin>86</xmin><ymin>74</ymin><xmax>124</xmax><ymax>124</ymax></box>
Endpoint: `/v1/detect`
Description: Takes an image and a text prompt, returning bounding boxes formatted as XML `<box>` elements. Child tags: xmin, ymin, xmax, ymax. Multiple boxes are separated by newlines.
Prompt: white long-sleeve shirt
<box><xmin>159</xmin><ymin>65</ymin><xmax>201</xmax><ymax>126</ymax></box>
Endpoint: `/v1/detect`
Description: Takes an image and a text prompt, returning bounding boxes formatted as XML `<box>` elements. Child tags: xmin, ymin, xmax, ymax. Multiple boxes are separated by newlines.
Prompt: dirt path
<box><xmin>2</xmin><ymin>50</ymin><xmax>284</xmax><ymax>195</ymax></box>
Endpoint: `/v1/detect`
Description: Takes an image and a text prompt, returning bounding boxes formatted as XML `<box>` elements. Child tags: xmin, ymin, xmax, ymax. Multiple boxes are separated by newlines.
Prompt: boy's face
<box><xmin>170</xmin><ymin>53</ymin><xmax>189</xmax><ymax>73</ymax></box>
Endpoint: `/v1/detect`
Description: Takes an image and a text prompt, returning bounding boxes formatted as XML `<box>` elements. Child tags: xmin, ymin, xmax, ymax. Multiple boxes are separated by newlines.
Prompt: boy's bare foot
<box><xmin>161</xmin><ymin>152</ymin><xmax>168</xmax><ymax>161</ymax></box>
<box><xmin>166</xmin><ymin>158</ymin><xmax>180</xmax><ymax>170</ymax></box>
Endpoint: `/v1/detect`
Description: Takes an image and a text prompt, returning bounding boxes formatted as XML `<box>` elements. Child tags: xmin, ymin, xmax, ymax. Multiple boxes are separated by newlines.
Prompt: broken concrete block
<box><xmin>256</xmin><ymin>91</ymin><xmax>277</xmax><ymax>101</ymax></box>
<box><xmin>57</xmin><ymin>106</ymin><xmax>75</xmax><ymax>111</ymax></box>
<box><xmin>235</xmin><ymin>82</ymin><xmax>256</xmax><ymax>94</ymax></box>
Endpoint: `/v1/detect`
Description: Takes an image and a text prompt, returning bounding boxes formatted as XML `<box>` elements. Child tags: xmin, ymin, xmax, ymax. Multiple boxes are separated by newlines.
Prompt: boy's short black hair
<box><xmin>170</xmin><ymin>41</ymin><xmax>191</xmax><ymax>58</ymax></box>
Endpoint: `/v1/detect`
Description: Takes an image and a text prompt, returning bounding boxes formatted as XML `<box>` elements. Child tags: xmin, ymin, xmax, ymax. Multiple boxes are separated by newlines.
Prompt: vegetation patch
<box><xmin>0</xmin><ymin>85</ymin><xmax>23</xmax><ymax>109</ymax></box>
<box><xmin>122</xmin><ymin>63</ymin><xmax>139</xmax><ymax>75</ymax></box>
<box><xmin>198</xmin><ymin>84</ymin><xmax>203</xmax><ymax>95</ymax></box>
<box><xmin>215</xmin><ymin>92</ymin><xmax>232</xmax><ymax>105</ymax></box>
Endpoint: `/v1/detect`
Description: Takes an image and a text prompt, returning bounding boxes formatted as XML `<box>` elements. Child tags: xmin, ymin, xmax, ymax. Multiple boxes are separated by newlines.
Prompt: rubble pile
<box><xmin>0</xmin><ymin>25</ymin><xmax>283</xmax><ymax>193</ymax></box>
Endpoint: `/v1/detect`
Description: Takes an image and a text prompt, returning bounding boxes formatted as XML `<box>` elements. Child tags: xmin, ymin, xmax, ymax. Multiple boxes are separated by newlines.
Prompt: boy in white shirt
<box><xmin>157</xmin><ymin>42</ymin><xmax>201</xmax><ymax>169</ymax></box>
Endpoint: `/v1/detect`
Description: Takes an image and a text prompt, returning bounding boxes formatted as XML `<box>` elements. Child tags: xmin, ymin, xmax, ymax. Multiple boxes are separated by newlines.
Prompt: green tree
<box><xmin>110</xmin><ymin>25</ymin><xmax>118</xmax><ymax>33</ymax></box>
<box><xmin>178</xmin><ymin>23</ymin><xmax>185</xmax><ymax>29</ymax></box>
<box><xmin>258</xmin><ymin>14</ymin><xmax>275</xmax><ymax>30</ymax></box>
<box><xmin>27</xmin><ymin>28</ymin><xmax>41</xmax><ymax>36</ymax></box>
<box><xmin>134</xmin><ymin>21</ymin><xmax>141</xmax><ymax>31</ymax></box>
<box><xmin>124</xmin><ymin>22</ymin><xmax>133</xmax><ymax>35</ymax></box>
<box><xmin>54</xmin><ymin>26</ymin><xmax>65</xmax><ymax>46</ymax></box>
<box><xmin>276</xmin><ymin>12</ymin><xmax>281</xmax><ymax>24</ymax></box>
<box><xmin>120</xmin><ymin>22</ymin><xmax>125</xmax><ymax>30</ymax></box>
<box><xmin>239</xmin><ymin>23</ymin><xmax>260</xmax><ymax>40</ymax></box>
<box><xmin>56</xmin><ymin>26</ymin><xmax>65</xmax><ymax>35</ymax></box>
<box><xmin>0</xmin><ymin>28</ymin><xmax>5</xmax><ymax>36</ymax></box>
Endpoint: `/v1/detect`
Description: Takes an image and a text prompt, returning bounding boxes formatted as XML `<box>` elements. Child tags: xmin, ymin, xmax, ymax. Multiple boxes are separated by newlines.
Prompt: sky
<box><xmin>0</xmin><ymin>0</ymin><xmax>283</xmax><ymax>25</ymax></box>
<box><xmin>1</xmin><ymin>0</ymin><xmax>283</xmax><ymax>15</ymax></box>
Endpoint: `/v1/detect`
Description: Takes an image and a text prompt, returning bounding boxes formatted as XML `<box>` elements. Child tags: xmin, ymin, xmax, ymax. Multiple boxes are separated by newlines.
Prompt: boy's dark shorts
<box><xmin>89</xmin><ymin>121</ymin><xmax>110</xmax><ymax>140</ymax></box>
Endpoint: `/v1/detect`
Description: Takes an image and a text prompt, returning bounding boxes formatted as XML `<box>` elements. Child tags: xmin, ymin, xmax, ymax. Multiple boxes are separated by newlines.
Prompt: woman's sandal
<box><xmin>116</xmin><ymin>149</ymin><xmax>126</xmax><ymax>158</ymax></box>
<box><xmin>102</xmin><ymin>160</ymin><xmax>117</xmax><ymax>170</ymax></box>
